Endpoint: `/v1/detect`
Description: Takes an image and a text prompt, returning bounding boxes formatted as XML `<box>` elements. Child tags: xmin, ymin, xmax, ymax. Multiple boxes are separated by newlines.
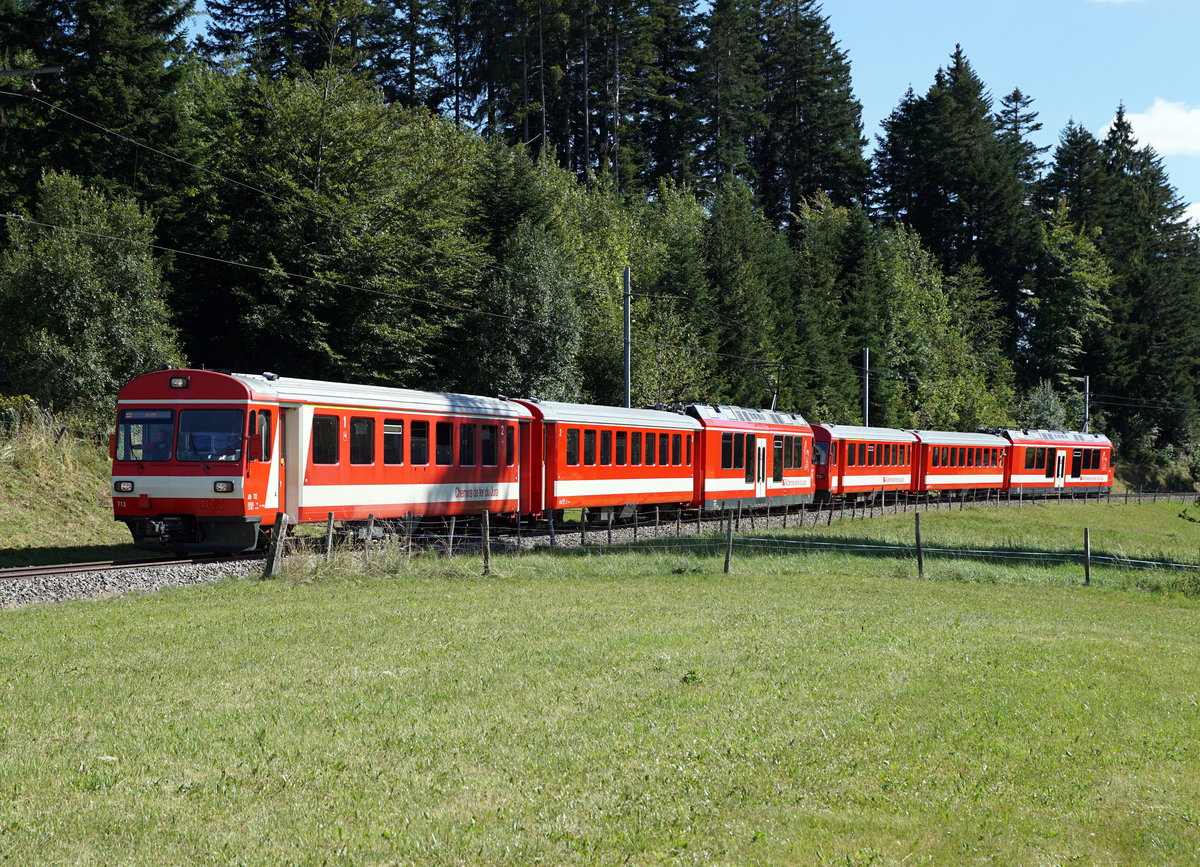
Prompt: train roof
<box><xmin>514</xmin><ymin>399</ymin><xmax>700</xmax><ymax>431</ymax></box>
<box><xmin>240</xmin><ymin>374</ymin><xmax>533</xmax><ymax>419</ymax></box>
<box><xmin>810</xmin><ymin>424</ymin><xmax>918</xmax><ymax>443</ymax></box>
<box><xmin>685</xmin><ymin>404</ymin><xmax>810</xmax><ymax>428</ymax></box>
<box><xmin>119</xmin><ymin>370</ymin><xmax>533</xmax><ymax>419</ymax></box>
<box><xmin>997</xmin><ymin>429</ymin><xmax>1113</xmax><ymax>446</ymax></box>
<box><xmin>910</xmin><ymin>430</ymin><xmax>1008</xmax><ymax>447</ymax></box>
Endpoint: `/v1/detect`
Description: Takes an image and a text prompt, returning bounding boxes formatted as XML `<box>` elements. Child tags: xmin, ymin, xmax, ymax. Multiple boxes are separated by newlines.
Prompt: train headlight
<box><xmin>169</xmin><ymin>376</ymin><xmax>190</xmax><ymax>389</ymax></box>
<box><xmin>114</xmin><ymin>480</ymin><xmax>134</xmax><ymax>493</ymax></box>
<box><xmin>213</xmin><ymin>480</ymin><xmax>234</xmax><ymax>493</ymax></box>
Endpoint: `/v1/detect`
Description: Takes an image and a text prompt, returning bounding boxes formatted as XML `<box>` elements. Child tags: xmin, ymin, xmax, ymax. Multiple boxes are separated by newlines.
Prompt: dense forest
<box><xmin>2</xmin><ymin>0</ymin><xmax>1199</xmax><ymax>463</ymax></box>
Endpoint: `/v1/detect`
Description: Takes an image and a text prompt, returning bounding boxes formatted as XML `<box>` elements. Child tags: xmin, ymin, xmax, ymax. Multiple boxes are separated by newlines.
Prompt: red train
<box><xmin>110</xmin><ymin>370</ymin><xmax>1113</xmax><ymax>552</ymax></box>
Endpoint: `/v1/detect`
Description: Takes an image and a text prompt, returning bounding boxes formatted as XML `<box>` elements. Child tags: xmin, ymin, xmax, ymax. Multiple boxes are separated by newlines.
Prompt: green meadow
<box><xmin>2</xmin><ymin>500</ymin><xmax>1199</xmax><ymax>863</ymax></box>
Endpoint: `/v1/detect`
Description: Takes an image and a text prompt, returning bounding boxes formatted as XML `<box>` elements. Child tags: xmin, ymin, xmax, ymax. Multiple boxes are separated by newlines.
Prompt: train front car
<box><xmin>997</xmin><ymin>429</ymin><xmax>1114</xmax><ymax>496</ymax></box>
<box><xmin>686</xmin><ymin>405</ymin><xmax>815</xmax><ymax>512</ymax></box>
<box><xmin>909</xmin><ymin>430</ymin><xmax>1008</xmax><ymax>495</ymax></box>
<box><xmin>111</xmin><ymin>369</ymin><xmax>279</xmax><ymax>553</ymax></box>
<box><xmin>811</xmin><ymin>424</ymin><xmax>918</xmax><ymax>500</ymax></box>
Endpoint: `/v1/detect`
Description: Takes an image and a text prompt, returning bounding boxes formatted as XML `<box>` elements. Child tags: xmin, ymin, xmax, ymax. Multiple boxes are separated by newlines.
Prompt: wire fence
<box><xmin>269</xmin><ymin>491</ymin><xmax>1200</xmax><ymax>585</ymax></box>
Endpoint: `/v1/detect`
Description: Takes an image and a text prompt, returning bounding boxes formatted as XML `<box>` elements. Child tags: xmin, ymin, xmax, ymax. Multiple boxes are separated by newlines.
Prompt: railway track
<box><xmin>0</xmin><ymin>554</ymin><xmax>259</xmax><ymax>583</ymax></box>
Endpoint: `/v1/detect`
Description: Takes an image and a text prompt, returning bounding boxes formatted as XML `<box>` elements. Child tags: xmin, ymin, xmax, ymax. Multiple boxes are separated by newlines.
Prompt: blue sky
<box><xmin>822</xmin><ymin>0</ymin><xmax>1200</xmax><ymax>224</ymax></box>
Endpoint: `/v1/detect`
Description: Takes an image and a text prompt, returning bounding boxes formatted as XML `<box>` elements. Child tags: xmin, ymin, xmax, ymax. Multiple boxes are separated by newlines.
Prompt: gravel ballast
<box><xmin>0</xmin><ymin>559</ymin><xmax>264</xmax><ymax>610</ymax></box>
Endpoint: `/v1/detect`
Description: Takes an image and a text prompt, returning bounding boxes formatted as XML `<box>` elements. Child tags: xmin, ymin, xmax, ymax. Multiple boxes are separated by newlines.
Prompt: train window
<box><xmin>384</xmin><ymin>419</ymin><xmax>404</xmax><ymax>464</ymax></box>
<box><xmin>672</xmin><ymin>433</ymin><xmax>682</xmax><ymax>466</ymax></box>
<box><xmin>482</xmin><ymin>425</ymin><xmax>499</xmax><ymax>466</ymax></box>
<box><xmin>784</xmin><ymin>436</ymin><xmax>793</xmax><ymax>470</ymax></box>
<box><xmin>846</xmin><ymin>443</ymin><xmax>855</xmax><ymax>467</ymax></box>
<box><xmin>687</xmin><ymin>435</ymin><xmax>693</xmax><ymax>466</ymax></box>
<box><xmin>1045</xmin><ymin>449</ymin><xmax>1056</xmax><ymax>479</ymax></box>
<box><xmin>631</xmin><ymin>431</ymin><xmax>643</xmax><ymax>466</ymax></box>
<box><xmin>660</xmin><ymin>434</ymin><xmax>671</xmax><ymax>466</ymax></box>
<box><xmin>411</xmin><ymin>421</ymin><xmax>429</xmax><ymax>464</ymax></box>
<box><xmin>311</xmin><ymin>415</ymin><xmax>339</xmax><ymax>465</ymax></box>
<box><xmin>616</xmin><ymin>431</ymin><xmax>627</xmax><ymax>466</ymax></box>
<box><xmin>1025</xmin><ymin>448</ymin><xmax>1035</xmax><ymax>470</ymax></box>
<box><xmin>116</xmin><ymin>408</ymin><xmax>175</xmax><ymax>462</ymax></box>
<box><xmin>773</xmin><ymin>436</ymin><xmax>784</xmax><ymax>482</ymax></box>
<box><xmin>732</xmin><ymin>433</ymin><xmax>743</xmax><ymax>469</ymax></box>
<box><xmin>506</xmin><ymin>425</ymin><xmax>515</xmax><ymax>466</ymax></box>
<box><xmin>814</xmin><ymin>442</ymin><xmax>828</xmax><ymax>466</ymax></box>
<box><xmin>867</xmin><ymin>443</ymin><xmax>875</xmax><ymax>467</ymax></box>
<box><xmin>248</xmin><ymin>410</ymin><xmax>257</xmax><ymax>458</ymax></box>
<box><xmin>175</xmin><ymin>409</ymin><xmax>245</xmax><ymax>463</ymax></box>
<box><xmin>745</xmin><ymin>436</ymin><xmax>755</xmax><ymax>484</ymax></box>
<box><xmin>350</xmin><ymin>417</ymin><xmax>375</xmax><ymax>465</ymax></box>
<box><xmin>258</xmin><ymin>410</ymin><xmax>272</xmax><ymax>461</ymax></box>
<box><xmin>584</xmin><ymin>430</ymin><xmax>597</xmax><ymax>465</ymax></box>
<box><xmin>1036</xmin><ymin>447</ymin><xmax>1047</xmax><ymax>470</ymax></box>
<box><xmin>931</xmin><ymin>446</ymin><xmax>940</xmax><ymax>468</ymax></box>
<box><xmin>646</xmin><ymin>432</ymin><xmax>656</xmax><ymax>466</ymax></box>
<box><xmin>459</xmin><ymin>423</ymin><xmax>476</xmax><ymax>466</ymax></box>
<box><xmin>722</xmin><ymin>433</ymin><xmax>734</xmax><ymax>469</ymax></box>
<box><xmin>566</xmin><ymin>428</ymin><xmax>580</xmax><ymax>465</ymax></box>
<box><xmin>966</xmin><ymin>448</ymin><xmax>974</xmax><ymax>468</ymax></box>
<box><xmin>857</xmin><ymin>443</ymin><xmax>866</xmax><ymax>466</ymax></box>
<box><xmin>601</xmin><ymin>430</ymin><xmax>612</xmax><ymax>466</ymax></box>
<box><xmin>976</xmin><ymin>447</ymin><xmax>983</xmax><ymax>467</ymax></box>
<box><xmin>435</xmin><ymin>422</ymin><xmax>453</xmax><ymax>465</ymax></box>
<box><xmin>830</xmin><ymin>442</ymin><xmax>837</xmax><ymax>464</ymax></box>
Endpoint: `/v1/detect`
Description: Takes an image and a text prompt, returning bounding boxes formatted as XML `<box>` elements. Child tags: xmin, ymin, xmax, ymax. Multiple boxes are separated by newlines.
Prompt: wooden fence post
<box><xmin>724</xmin><ymin>509</ymin><xmax>734</xmax><ymax>574</ymax></box>
<box><xmin>548</xmin><ymin>509</ymin><xmax>556</xmax><ymax>547</ymax></box>
<box><xmin>1084</xmin><ymin>527</ymin><xmax>1091</xmax><ymax>586</ymax></box>
<box><xmin>448</xmin><ymin>516</ymin><xmax>456</xmax><ymax>556</ymax></box>
<box><xmin>263</xmin><ymin>512</ymin><xmax>289</xmax><ymax>579</ymax></box>
<box><xmin>482</xmin><ymin>510</ymin><xmax>491</xmax><ymax>575</ymax></box>
<box><xmin>608</xmin><ymin>512</ymin><xmax>614</xmax><ymax>545</ymax></box>
<box><xmin>324</xmin><ymin>512</ymin><xmax>334</xmax><ymax>560</ymax></box>
<box><xmin>365</xmin><ymin>513</ymin><xmax>375</xmax><ymax>549</ymax></box>
<box><xmin>580</xmin><ymin>509</ymin><xmax>587</xmax><ymax>546</ymax></box>
<box><xmin>915</xmin><ymin>512</ymin><xmax>924</xmax><ymax>579</ymax></box>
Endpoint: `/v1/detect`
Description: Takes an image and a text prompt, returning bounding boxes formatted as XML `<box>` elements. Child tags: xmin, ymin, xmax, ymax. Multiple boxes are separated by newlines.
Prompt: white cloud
<box><xmin>1113</xmin><ymin>99</ymin><xmax>1200</xmax><ymax>157</ymax></box>
<box><xmin>1186</xmin><ymin>203</ymin><xmax>1200</xmax><ymax>227</ymax></box>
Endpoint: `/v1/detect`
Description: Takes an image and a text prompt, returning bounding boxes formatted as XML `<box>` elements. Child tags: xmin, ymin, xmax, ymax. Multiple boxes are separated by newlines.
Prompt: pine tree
<box><xmin>754</xmin><ymin>0</ymin><xmax>868</xmax><ymax>224</ymax></box>
<box><xmin>872</xmin><ymin>46</ymin><xmax>1032</xmax><ymax>357</ymax></box>
<box><xmin>9</xmin><ymin>0</ymin><xmax>192</xmax><ymax>209</ymax></box>
<box><xmin>695</xmin><ymin>0</ymin><xmax>764</xmax><ymax>189</ymax></box>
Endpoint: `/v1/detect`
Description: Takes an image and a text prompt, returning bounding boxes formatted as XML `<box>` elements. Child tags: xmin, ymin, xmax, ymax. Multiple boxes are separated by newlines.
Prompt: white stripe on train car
<box><xmin>924</xmin><ymin>473</ymin><xmax>1004</xmax><ymax>485</ymax></box>
<box><xmin>839</xmin><ymin>474</ymin><xmax>912</xmax><ymax>486</ymax></box>
<box><xmin>301</xmin><ymin>481</ymin><xmax>520</xmax><ymax>508</ymax></box>
<box><xmin>112</xmin><ymin>476</ymin><xmax>243</xmax><ymax>497</ymax></box>
<box><xmin>554</xmin><ymin>477</ymin><xmax>694</xmax><ymax>497</ymax></box>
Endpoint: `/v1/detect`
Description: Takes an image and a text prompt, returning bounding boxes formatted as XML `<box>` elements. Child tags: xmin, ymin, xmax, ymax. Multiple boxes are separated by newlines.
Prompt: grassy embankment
<box><xmin>0</xmin><ymin>410</ymin><xmax>139</xmax><ymax>565</ymax></box>
<box><xmin>2</xmin><ymin>499</ymin><xmax>1199</xmax><ymax>862</ymax></box>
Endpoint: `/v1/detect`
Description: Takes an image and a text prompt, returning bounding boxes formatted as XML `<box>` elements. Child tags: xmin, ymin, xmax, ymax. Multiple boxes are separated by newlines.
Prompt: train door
<box><xmin>755</xmin><ymin>437</ymin><xmax>767</xmax><ymax>498</ymax></box>
<box><xmin>1054</xmin><ymin>449</ymin><xmax>1067</xmax><ymax>488</ymax></box>
<box><xmin>282</xmin><ymin>404</ymin><xmax>308</xmax><ymax>523</ymax></box>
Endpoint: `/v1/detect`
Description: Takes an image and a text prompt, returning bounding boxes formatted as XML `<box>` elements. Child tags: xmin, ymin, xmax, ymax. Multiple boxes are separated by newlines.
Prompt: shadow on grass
<box><xmin>0</xmin><ymin>543</ymin><xmax>157</xmax><ymax>568</ymax></box>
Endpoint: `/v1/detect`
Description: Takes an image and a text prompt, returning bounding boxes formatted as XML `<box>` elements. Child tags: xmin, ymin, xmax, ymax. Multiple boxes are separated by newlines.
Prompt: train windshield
<box><xmin>813</xmin><ymin>442</ymin><xmax>830</xmax><ymax>466</ymax></box>
<box><xmin>176</xmin><ymin>409</ymin><xmax>244</xmax><ymax>462</ymax></box>
<box><xmin>116</xmin><ymin>409</ymin><xmax>175</xmax><ymax>462</ymax></box>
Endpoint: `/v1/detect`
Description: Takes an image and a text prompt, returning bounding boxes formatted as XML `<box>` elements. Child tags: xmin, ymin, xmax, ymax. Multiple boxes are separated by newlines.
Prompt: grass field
<box><xmin>3</xmin><ymin>503</ymin><xmax>1200</xmax><ymax>864</ymax></box>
